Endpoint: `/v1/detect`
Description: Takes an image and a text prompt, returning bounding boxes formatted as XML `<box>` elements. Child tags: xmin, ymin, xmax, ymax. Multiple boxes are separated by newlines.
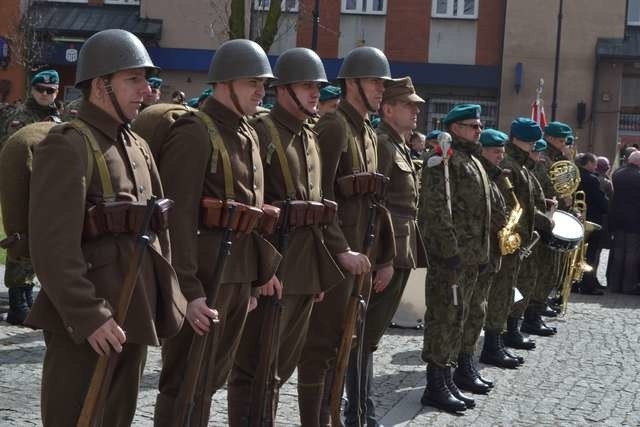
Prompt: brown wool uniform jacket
<box><xmin>26</xmin><ymin>101</ymin><xmax>186</xmax><ymax>346</ymax></box>
<box><xmin>158</xmin><ymin>96</ymin><xmax>281</xmax><ymax>302</ymax></box>
<box><xmin>376</xmin><ymin>121</ymin><xmax>426</xmax><ymax>269</ymax></box>
<box><xmin>316</xmin><ymin>100</ymin><xmax>395</xmax><ymax>265</ymax></box>
<box><xmin>252</xmin><ymin>104</ymin><xmax>343</xmax><ymax>295</ymax></box>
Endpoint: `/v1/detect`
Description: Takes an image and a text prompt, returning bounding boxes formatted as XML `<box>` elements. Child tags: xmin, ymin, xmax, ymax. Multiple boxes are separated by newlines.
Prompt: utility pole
<box><xmin>551</xmin><ymin>0</ymin><xmax>563</xmax><ymax>121</ymax></box>
<box><xmin>311</xmin><ymin>0</ymin><xmax>320</xmax><ymax>50</ymax></box>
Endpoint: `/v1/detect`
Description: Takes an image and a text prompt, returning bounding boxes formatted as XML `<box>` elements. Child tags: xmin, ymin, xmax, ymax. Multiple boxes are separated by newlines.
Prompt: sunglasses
<box><xmin>34</xmin><ymin>85</ymin><xmax>57</xmax><ymax>95</ymax></box>
<box><xmin>458</xmin><ymin>122</ymin><xmax>484</xmax><ymax>130</ymax></box>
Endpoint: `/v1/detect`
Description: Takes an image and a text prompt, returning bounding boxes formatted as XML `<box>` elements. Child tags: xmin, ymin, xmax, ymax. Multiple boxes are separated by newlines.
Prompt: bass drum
<box><xmin>541</xmin><ymin>210</ymin><xmax>584</xmax><ymax>252</ymax></box>
<box><xmin>391</xmin><ymin>268</ymin><xmax>426</xmax><ymax>329</ymax></box>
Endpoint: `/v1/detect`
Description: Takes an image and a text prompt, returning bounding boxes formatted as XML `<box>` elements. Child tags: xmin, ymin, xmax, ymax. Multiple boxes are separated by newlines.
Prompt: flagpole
<box><xmin>551</xmin><ymin>0</ymin><xmax>563</xmax><ymax>121</ymax></box>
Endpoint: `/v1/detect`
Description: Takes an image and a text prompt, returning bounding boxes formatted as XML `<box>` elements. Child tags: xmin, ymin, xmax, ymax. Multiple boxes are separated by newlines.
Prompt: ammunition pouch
<box><xmin>336</xmin><ymin>172</ymin><xmax>389</xmax><ymax>199</ymax></box>
<box><xmin>83</xmin><ymin>198</ymin><xmax>173</xmax><ymax>239</ymax></box>
<box><xmin>201</xmin><ymin>197</ymin><xmax>265</xmax><ymax>234</ymax></box>
<box><xmin>268</xmin><ymin>198</ymin><xmax>338</xmax><ymax>234</ymax></box>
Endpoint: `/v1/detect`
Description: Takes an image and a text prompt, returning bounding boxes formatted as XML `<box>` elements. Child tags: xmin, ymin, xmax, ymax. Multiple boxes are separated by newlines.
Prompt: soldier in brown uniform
<box><xmin>226</xmin><ymin>47</ymin><xmax>343</xmax><ymax>425</ymax></box>
<box><xmin>343</xmin><ymin>76</ymin><xmax>426</xmax><ymax>426</ymax></box>
<box><xmin>24</xmin><ymin>29</ymin><xmax>187</xmax><ymax>426</ymax></box>
<box><xmin>152</xmin><ymin>39</ymin><xmax>282</xmax><ymax>426</ymax></box>
<box><xmin>296</xmin><ymin>46</ymin><xmax>396</xmax><ymax>426</ymax></box>
<box><xmin>0</xmin><ymin>121</ymin><xmax>56</xmax><ymax>325</ymax></box>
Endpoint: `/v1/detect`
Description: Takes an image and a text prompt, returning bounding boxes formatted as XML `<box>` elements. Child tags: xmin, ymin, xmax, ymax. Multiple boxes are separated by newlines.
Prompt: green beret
<box><xmin>480</xmin><ymin>129</ymin><xmax>508</xmax><ymax>147</ymax></box>
<box><xmin>370</xmin><ymin>115</ymin><xmax>381</xmax><ymax>128</ymax></box>
<box><xmin>148</xmin><ymin>77</ymin><xmax>163</xmax><ymax>89</ymax></box>
<box><xmin>426</xmin><ymin>130</ymin><xmax>442</xmax><ymax>140</ymax></box>
<box><xmin>443</xmin><ymin>103</ymin><xmax>481</xmax><ymax>126</ymax></box>
<box><xmin>31</xmin><ymin>70</ymin><xmax>59</xmax><ymax>86</ymax></box>
<box><xmin>544</xmin><ymin>121</ymin><xmax>572</xmax><ymax>138</ymax></box>
<box><xmin>320</xmin><ymin>85</ymin><xmax>341</xmax><ymax>102</ymax></box>
<box><xmin>566</xmin><ymin>135</ymin><xmax>575</xmax><ymax>146</ymax></box>
<box><xmin>510</xmin><ymin>117</ymin><xmax>542</xmax><ymax>143</ymax></box>
<box><xmin>187</xmin><ymin>97</ymin><xmax>199</xmax><ymax>107</ymax></box>
<box><xmin>533</xmin><ymin>139</ymin><xmax>547</xmax><ymax>152</ymax></box>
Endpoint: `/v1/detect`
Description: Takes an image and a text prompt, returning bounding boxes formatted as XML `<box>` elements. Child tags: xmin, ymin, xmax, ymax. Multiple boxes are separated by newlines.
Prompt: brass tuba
<box><xmin>498</xmin><ymin>177</ymin><xmax>522</xmax><ymax>255</ymax></box>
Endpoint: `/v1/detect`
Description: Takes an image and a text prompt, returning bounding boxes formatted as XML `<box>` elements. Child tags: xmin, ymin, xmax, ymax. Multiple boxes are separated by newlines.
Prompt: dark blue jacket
<box><xmin>577</xmin><ymin>166</ymin><xmax>608</xmax><ymax>226</ymax></box>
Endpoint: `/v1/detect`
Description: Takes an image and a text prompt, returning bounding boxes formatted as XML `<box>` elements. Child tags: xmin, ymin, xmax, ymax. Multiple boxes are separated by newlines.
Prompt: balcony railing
<box><xmin>620</xmin><ymin>113</ymin><xmax>640</xmax><ymax>133</ymax></box>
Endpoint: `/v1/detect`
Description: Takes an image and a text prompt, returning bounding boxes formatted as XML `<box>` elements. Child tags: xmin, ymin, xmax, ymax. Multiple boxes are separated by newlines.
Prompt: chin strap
<box><xmin>228</xmin><ymin>81</ymin><xmax>246</xmax><ymax>116</ymax></box>
<box><xmin>285</xmin><ymin>85</ymin><xmax>315</xmax><ymax>117</ymax></box>
<box><xmin>356</xmin><ymin>79</ymin><xmax>377</xmax><ymax>113</ymax></box>
<box><xmin>103</xmin><ymin>78</ymin><xmax>130</xmax><ymax>124</ymax></box>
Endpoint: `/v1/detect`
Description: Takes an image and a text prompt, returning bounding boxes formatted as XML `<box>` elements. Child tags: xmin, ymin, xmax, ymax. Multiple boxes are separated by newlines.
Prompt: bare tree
<box><xmin>228</xmin><ymin>0</ymin><xmax>284</xmax><ymax>52</ymax></box>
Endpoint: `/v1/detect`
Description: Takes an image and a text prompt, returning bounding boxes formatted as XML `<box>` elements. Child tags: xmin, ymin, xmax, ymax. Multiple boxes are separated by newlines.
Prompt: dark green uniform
<box><xmin>296</xmin><ymin>99</ymin><xmax>395</xmax><ymax>425</ymax></box>
<box><xmin>227</xmin><ymin>104</ymin><xmax>342</xmax><ymax>425</ymax></box>
<box><xmin>418</xmin><ymin>137</ymin><xmax>491</xmax><ymax>367</ymax></box>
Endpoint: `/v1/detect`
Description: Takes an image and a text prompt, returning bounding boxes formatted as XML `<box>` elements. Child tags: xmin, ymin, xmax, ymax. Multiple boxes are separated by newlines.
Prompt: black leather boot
<box><xmin>453</xmin><ymin>353</ymin><xmax>491</xmax><ymax>394</ymax></box>
<box><xmin>480</xmin><ymin>330</ymin><xmax>519</xmax><ymax>369</ymax></box>
<box><xmin>502</xmin><ymin>317</ymin><xmax>536</xmax><ymax>350</ymax></box>
<box><xmin>470</xmin><ymin>360</ymin><xmax>494</xmax><ymax>388</ymax></box>
<box><xmin>443</xmin><ymin>367</ymin><xmax>475</xmax><ymax>409</ymax></box>
<box><xmin>539</xmin><ymin>304</ymin><xmax>558</xmax><ymax>317</ymax></box>
<box><xmin>6</xmin><ymin>287</ymin><xmax>29</xmax><ymax>325</ymax></box>
<box><xmin>521</xmin><ymin>307</ymin><xmax>557</xmax><ymax>336</ymax></box>
<box><xmin>501</xmin><ymin>336</ymin><xmax>524</xmax><ymax>365</ymax></box>
<box><xmin>420</xmin><ymin>365</ymin><xmax>466</xmax><ymax>413</ymax></box>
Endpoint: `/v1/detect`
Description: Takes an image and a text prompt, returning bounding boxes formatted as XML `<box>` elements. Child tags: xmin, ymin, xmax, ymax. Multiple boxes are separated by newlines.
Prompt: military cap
<box><xmin>31</xmin><ymin>70</ymin><xmax>59</xmax><ymax>86</ymax></box>
<box><xmin>382</xmin><ymin>77</ymin><xmax>425</xmax><ymax>104</ymax></box>
<box><xmin>480</xmin><ymin>129</ymin><xmax>508</xmax><ymax>147</ymax></box>
<box><xmin>533</xmin><ymin>139</ymin><xmax>548</xmax><ymax>152</ymax></box>
<box><xmin>426</xmin><ymin>130</ymin><xmax>442</xmax><ymax>140</ymax></box>
<box><xmin>544</xmin><ymin>121</ymin><xmax>573</xmax><ymax>138</ymax></box>
<box><xmin>320</xmin><ymin>85</ymin><xmax>341</xmax><ymax>102</ymax></box>
<box><xmin>443</xmin><ymin>104</ymin><xmax>481</xmax><ymax>126</ymax></box>
<box><xmin>148</xmin><ymin>77</ymin><xmax>163</xmax><ymax>89</ymax></box>
<box><xmin>510</xmin><ymin>117</ymin><xmax>542</xmax><ymax>143</ymax></box>
<box><xmin>566</xmin><ymin>135</ymin><xmax>575</xmax><ymax>146</ymax></box>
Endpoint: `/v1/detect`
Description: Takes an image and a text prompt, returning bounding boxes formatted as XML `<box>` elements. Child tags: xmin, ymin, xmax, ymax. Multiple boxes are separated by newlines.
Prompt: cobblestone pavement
<box><xmin>3</xmin><ymin>256</ymin><xmax>640</xmax><ymax>426</ymax></box>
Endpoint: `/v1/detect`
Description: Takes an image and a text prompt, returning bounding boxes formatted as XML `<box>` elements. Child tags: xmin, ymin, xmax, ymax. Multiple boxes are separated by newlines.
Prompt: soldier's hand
<box><xmin>87</xmin><ymin>318</ymin><xmax>126</xmax><ymax>356</ymax></box>
<box><xmin>248</xmin><ymin>296</ymin><xmax>258</xmax><ymax>312</ymax></box>
<box><xmin>336</xmin><ymin>251</ymin><xmax>371</xmax><ymax>275</ymax></box>
<box><xmin>313</xmin><ymin>292</ymin><xmax>325</xmax><ymax>302</ymax></box>
<box><xmin>186</xmin><ymin>297</ymin><xmax>219</xmax><ymax>336</ymax></box>
<box><xmin>257</xmin><ymin>275</ymin><xmax>283</xmax><ymax>299</ymax></box>
<box><xmin>373</xmin><ymin>264</ymin><xmax>394</xmax><ymax>293</ymax></box>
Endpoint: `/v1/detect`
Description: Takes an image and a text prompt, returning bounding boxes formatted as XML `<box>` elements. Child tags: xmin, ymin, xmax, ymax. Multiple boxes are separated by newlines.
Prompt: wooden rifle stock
<box><xmin>329</xmin><ymin>204</ymin><xmax>378</xmax><ymax>427</ymax></box>
<box><xmin>77</xmin><ymin>197</ymin><xmax>158</xmax><ymax>427</ymax></box>
<box><xmin>249</xmin><ymin>200</ymin><xmax>291</xmax><ymax>427</ymax></box>
<box><xmin>173</xmin><ymin>206</ymin><xmax>236</xmax><ymax>427</ymax></box>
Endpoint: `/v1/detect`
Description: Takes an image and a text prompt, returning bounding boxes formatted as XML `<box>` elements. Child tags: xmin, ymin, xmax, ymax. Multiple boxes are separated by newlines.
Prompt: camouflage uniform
<box><xmin>418</xmin><ymin>136</ymin><xmax>491</xmax><ymax>368</ymax></box>
<box><xmin>486</xmin><ymin>144</ymin><xmax>552</xmax><ymax>333</ymax></box>
<box><xmin>460</xmin><ymin>155</ymin><xmax>506</xmax><ymax>354</ymax></box>
<box><xmin>529</xmin><ymin>158</ymin><xmax>562</xmax><ymax>310</ymax></box>
<box><xmin>0</xmin><ymin>97</ymin><xmax>60</xmax><ymax>144</ymax></box>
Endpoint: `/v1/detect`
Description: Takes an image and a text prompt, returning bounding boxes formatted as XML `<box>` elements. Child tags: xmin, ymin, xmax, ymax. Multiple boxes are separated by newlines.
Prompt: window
<box><xmin>341</xmin><ymin>0</ymin><xmax>387</xmax><ymax>15</ymax></box>
<box><xmin>254</xmin><ymin>0</ymin><xmax>299</xmax><ymax>12</ymax></box>
<box><xmin>432</xmin><ymin>0</ymin><xmax>478</xmax><ymax>19</ymax></box>
<box><xmin>629</xmin><ymin>0</ymin><xmax>640</xmax><ymax>26</ymax></box>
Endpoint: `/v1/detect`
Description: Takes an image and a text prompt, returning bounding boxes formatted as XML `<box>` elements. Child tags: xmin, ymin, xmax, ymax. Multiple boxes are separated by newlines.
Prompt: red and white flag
<box><xmin>531</xmin><ymin>99</ymin><xmax>547</xmax><ymax>129</ymax></box>
<box><xmin>531</xmin><ymin>78</ymin><xmax>547</xmax><ymax>128</ymax></box>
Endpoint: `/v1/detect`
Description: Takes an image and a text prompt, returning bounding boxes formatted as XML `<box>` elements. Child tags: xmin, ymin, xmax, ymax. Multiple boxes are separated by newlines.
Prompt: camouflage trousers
<box><xmin>484</xmin><ymin>254</ymin><xmax>520</xmax><ymax>332</ymax></box>
<box><xmin>4</xmin><ymin>257</ymin><xmax>35</xmax><ymax>289</ymax></box>
<box><xmin>510</xmin><ymin>245</ymin><xmax>541</xmax><ymax>317</ymax></box>
<box><xmin>421</xmin><ymin>262</ymin><xmax>479</xmax><ymax>367</ymax></box>
<box><xmin>529</xmin><ymin>245</ymin><xmax>561</xmax><ymax>311</ymax></box>
<box><xmin>461</xmin><ymin>270</ymin><xmax>495</xmax><ymax>353</ymax></box>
